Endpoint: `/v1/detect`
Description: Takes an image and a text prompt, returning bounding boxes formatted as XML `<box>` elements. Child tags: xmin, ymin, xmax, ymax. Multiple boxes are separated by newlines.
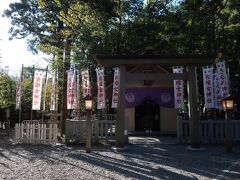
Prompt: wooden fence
<box><xmin>177</xmin><ymin>116</ymin><xmax>240</xmax><ymax>144</ymax></box>
<box><xmin>15</xmin><ymin>120</ymin><xmax>58</xmax><ymax>144</ymax></box>
<box><xmin>65</xmin><ymin>114</ymin><xmax>116</xmax><ymax>144</ymax></box>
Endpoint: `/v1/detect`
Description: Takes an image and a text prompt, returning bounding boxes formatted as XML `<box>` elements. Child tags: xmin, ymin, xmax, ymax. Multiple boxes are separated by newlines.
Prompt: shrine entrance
<box><xmin>135</xmin><ymin>100</ymin><xmax>160</xmax><ymax>132</ymax></box>
<box><xmin>95</xmin><ymin>53</ymin><xmax>215</xmax><ymax>148</ymax></box>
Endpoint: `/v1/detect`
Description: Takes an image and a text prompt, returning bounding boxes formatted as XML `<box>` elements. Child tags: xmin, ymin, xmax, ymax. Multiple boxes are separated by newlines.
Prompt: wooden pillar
<box><xmin>86</xmin><ymin>109</ymin><xmax>92</xmax><ymax>153</ymax></box>
<box><xmin>6</xmin><ymin>109</ymin><xmax>10</xmax><ymax>136</ymax></box>
<box><xmin>225</xmin><ymin>110</ymin><xmax>232</xmax><ymax>152</ymax></box>
<box><xmin>187</xmin><ymin>65</ymin><xmax>201</xmax><ymax>148</ymax></box>
<box><xmin>61</xmin><ymin>62</ymin><xmax>68</xmax><ymax>135</ymax></box>
<box><xmin>116</xmin><ymin>66</ymin><xmax>126</xmax><ymax>147</ymax></box>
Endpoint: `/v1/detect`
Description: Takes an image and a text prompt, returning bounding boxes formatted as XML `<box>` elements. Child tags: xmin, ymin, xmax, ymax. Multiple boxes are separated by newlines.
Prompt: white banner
<box><xmin>72</xmin><ymin>71</ymin><xmax>79</xmax><ymax>110</ymax></box>
<box><xmin>203</xmin><ymin>67</ymin><xmax>214</xmax><ymax>108</ymax></box>
<box><xmin>42</xmin><ymin>71</ymin><xmax>48</xmax><ymax>111</ymax></box>
<box><xmin>32</xmin><ymin>70</ymin><xmax>44</xmax><ymax>110</ymax></box>
<box><xmin>173</xmin><ymin>67</ymin><xmax>184</xmax><ymax>109</ymax></box>
<box><xmin>216</xmin><ymin>61</ymin><xmax>229</xmax><ymax>98</ymax></box>
<box><xmin>111</xmin><ymin>68</ymin><xmax>120</xmax><ymax>108</ymax></box>
<box><xmin>50</xmin><ymin>71</ymin><xmax>57</xmax><ymax>111</ymax></box>
<box><xmin>67</xmin><ymin>70</ymin><xmax>75</xmax><ymax>109</ymax></box>
<box><xmin>81</xmin><ymin>70</ymin><xmax>91</xmax><ymax>97</ymax></box>
<box><xmin>15</xmin><ymin>79</ymin><xmax>21</xmax><ymax>109</ymax></box>
<box><xmin>214</xmin><ymin>72</ymin><xmax>222</xmax><ymax>109</ymax></box>
<box><xmin>74</xmin><ymin>72</ymin><xmax>80</xmax><ymax>109</ymax></box>
<box><xmin>96</xmin><ymin>67</ymin><xmax>106</xmax><ymax>109</ymax></box>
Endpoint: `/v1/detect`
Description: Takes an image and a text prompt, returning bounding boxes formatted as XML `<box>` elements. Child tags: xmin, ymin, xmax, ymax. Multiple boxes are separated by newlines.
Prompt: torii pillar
<box><xmin>116</xmin><ymin>66</ymin><xmax>126</xmax><ymax>147</ymax></box>
<box><xmin>188</xmin><ymin>65</ymin><xmax>200</xmax><ymax>148</ymax></box>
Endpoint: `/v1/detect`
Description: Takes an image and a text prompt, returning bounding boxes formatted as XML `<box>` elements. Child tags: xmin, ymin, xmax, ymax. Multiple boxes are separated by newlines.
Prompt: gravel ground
<box><xmin>0</xmin><ymin>134</ymin><xmax>240</xmax><ymax>180</ymax></box>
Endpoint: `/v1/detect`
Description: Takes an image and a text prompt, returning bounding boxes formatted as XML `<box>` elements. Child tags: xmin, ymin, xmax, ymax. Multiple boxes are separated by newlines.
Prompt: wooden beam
<box><xmin>126</xmin><ymin>81</ymin><xmax>173</xmax><ymax>87</ymax></box>
<box><xmin>128</xmin><ymin>65</ymin><xmax>141</xmax><ymax>73</ymax></box>
<box><xmin>126</xmin><ymin>72</ymin><xmax>189</xmax><ymax>81</ymax></box>
<box><xmin>95</xmin><ymin>54</ymin><xmax>215</xmax><ymax>67</ymax></box>
<box><xmin>156</xmin><ymin>65</ymin><xmax>171</xmax><ymax>74</ymax></box>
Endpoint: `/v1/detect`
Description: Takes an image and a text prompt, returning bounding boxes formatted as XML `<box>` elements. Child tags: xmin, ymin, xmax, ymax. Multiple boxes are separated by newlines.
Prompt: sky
<box><xmin>0</xmin><ymin>0</ymin><xmax>48</xmax><ymax>76</ymax></box>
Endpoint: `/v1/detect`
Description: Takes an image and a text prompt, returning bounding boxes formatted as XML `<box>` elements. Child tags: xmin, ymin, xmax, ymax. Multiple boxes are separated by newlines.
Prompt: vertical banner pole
<box><xmin>19</xmin><ymin>64</ymin><xmax>24</xmax><ymax>124</ymax></box>
<box><xmin>31</xmin><ymin>65</ymin><xmax>35</xmax><ymax>121</ymax></box>
<box><xmin>42</xmin><ymin>66</ymin><xmax>48</xmax><ymax>124</ymax></box>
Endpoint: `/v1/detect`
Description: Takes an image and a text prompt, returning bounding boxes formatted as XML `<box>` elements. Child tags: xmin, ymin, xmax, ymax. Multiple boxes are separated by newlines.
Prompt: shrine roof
<box><xmin>94</xmin><ymin>54</ymin><xmax>216</xmax><ymax>67</ymax></box>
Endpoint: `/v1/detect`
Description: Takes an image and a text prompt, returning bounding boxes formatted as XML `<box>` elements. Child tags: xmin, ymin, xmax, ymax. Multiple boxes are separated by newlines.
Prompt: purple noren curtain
<box><xmin>125</xmin><ymin>87</ymin><xmax>174</xmax><ymax>108</ymax></box>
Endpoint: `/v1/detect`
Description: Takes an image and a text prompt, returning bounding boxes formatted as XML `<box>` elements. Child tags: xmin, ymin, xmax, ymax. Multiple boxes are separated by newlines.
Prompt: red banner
<box><xmin>15</xmin><ymin>79</ymin><xmax>21</xmax><ymax>109</ymax></box>
<box><xmin>81</xmin><ymin>70</ymin><xmax>91</xmax><ymax>97</ymax></box>
<box><xmin>67</xmin><ymin>70</ymin><xmax>75</xmax><ymax>109</ymax></box>
<box><xmin>32</xmin><ymin>70</ymin><xmax>44</xmax><ymax>110</ymax></box>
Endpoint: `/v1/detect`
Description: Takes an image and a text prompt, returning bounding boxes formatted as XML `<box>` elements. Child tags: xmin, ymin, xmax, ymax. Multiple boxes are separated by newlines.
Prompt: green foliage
<box><xmin>3</xmin><ymin>0</ymin><xmax>240</xmax><ymax>107</ymax></box>
<box><xmin>21</xmin><ymin>77</ymin><xmax>32</xmax><ymax>112</ymax></box>
<box><xmin>0</xmin><ymin>71</ymin><xmax>16</xmax><ymax>108</ymax></box>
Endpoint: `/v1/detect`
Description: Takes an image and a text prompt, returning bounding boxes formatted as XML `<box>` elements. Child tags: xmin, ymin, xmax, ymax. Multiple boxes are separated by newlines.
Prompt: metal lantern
<box><xmin>85</xmin><ymin>95</ymin><xmax>93</xmax><ymax>110</ymax></box>
<box><xmin>221</xmin><ymin>95</ymin><xmax>234</xmax><ymax>111</ymax></box>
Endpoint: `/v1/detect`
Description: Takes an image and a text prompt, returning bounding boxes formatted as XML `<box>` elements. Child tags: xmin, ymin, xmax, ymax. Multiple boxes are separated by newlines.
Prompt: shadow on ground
<box><xmin>0</xmin><ymin>135</ymin><xmax>239</xmax><ymax>179</ymax></box>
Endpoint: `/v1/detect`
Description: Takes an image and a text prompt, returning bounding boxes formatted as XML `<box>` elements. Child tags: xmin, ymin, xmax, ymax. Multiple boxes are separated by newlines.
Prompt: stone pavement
<box><xmin>129</xmin><ymin>136</ymin><xmax>177</xmax><ymax>145</ymax></box>
<box><xmin>1</xmin><ymin>132</ymin><xmax>240</xmax><ymax>179</ymax></box>
<box><xmin>129</xmin><ymin>136</ymin><xmax>240</xmax><ymax>180</ymax></box>
<box><xmin>213</xmin><ymin>158</ymin><xmax>240</xmax><ymax>180</ymax></box>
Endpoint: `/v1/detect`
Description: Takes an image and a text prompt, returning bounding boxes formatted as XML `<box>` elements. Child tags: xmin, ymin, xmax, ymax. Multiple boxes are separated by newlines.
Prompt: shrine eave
<box><xmin>94</xmin><ymin>54</ymin><xmax>216</xmax><ymax>67</ymax></box>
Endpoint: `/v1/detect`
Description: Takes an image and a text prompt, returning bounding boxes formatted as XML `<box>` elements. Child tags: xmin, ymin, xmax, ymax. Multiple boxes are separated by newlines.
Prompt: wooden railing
<box><xmin>15</xmin><ymin>120</ymin><xmax>58</xmax><ymax>144</ymax></box>
<box><xmin>177</xmin><ymin>116</ymin><xmax>240</xmax><ymax>144</ymax></box>
<box><xmin>65</xmin><ymin>114</ymin><xmax>116</xmax><ymax>144</ymax></box>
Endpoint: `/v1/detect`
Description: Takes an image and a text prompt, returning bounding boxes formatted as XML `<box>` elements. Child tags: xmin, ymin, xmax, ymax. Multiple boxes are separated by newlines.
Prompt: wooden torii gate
<box><xmin>95</xmin><ymin>54</ymin><xmax>215</xmax><ymax>148</ymax></box>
